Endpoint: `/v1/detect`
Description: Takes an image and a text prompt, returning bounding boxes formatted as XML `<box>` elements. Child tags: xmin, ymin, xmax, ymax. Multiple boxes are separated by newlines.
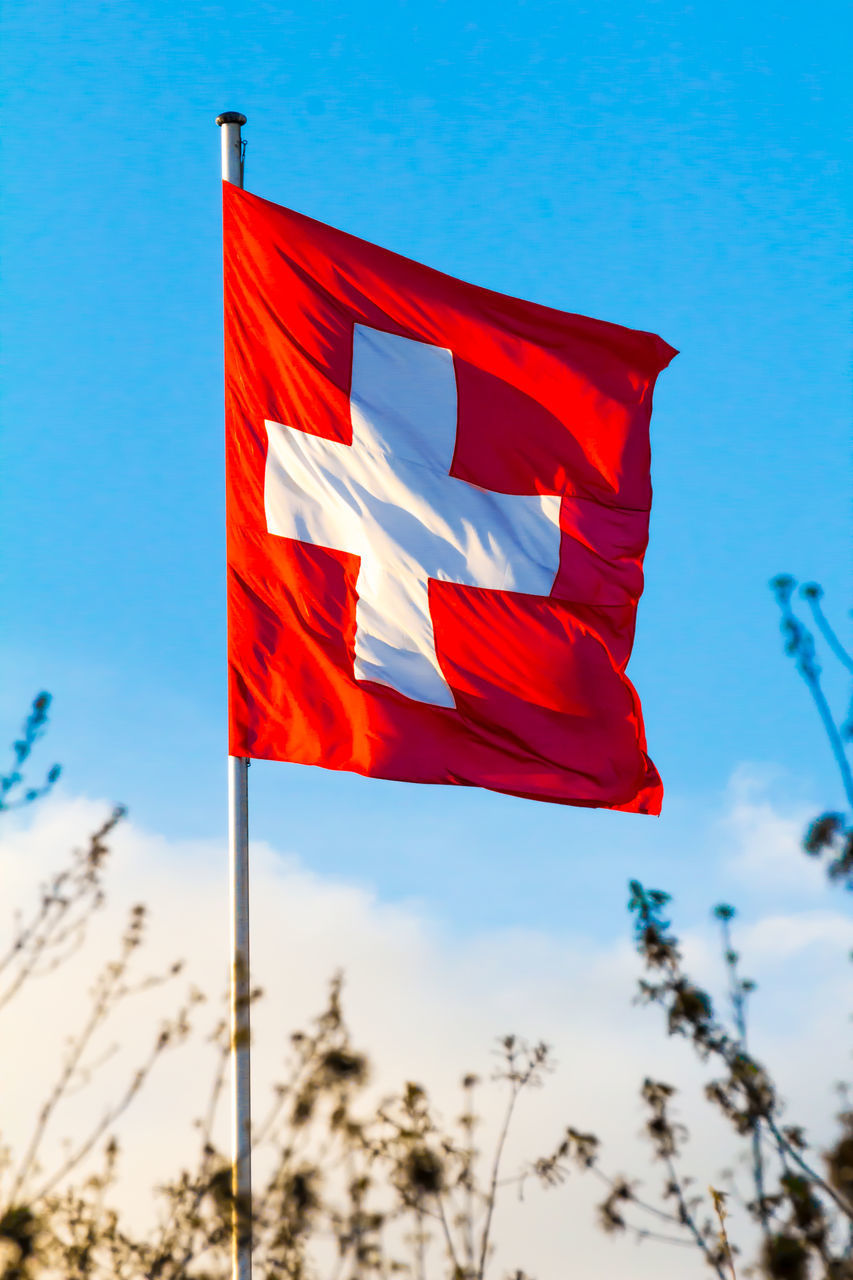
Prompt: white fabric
<box><xmin>264</xmin><ymin>325</ymin><xmax>562</xmax><ymax>707</ymax></box>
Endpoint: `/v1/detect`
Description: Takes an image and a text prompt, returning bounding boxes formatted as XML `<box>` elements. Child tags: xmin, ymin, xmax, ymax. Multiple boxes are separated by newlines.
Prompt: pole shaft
<box><xmin>228</xmin><ymin>754</ymin><xmax>251</xmax><ymax>1280</ymax></box>
<box><xmin>219</xmin><ymin>107</ymin><xmax>250</xmax><ymax>1280</ymax></box>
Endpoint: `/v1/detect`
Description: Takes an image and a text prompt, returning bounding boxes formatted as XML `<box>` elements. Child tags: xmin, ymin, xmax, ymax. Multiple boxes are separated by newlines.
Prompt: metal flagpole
<box><xmin>217</xmin><ymin>109</ymin><xmax>252</xmax><ymax>1280</ymax></box>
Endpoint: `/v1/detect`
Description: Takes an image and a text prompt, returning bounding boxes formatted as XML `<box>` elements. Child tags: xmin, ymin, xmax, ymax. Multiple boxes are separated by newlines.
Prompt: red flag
<box><xmin>224</xmin><ymin>184</ymin><xmax>676</xmax><ymax>812</ymax></box>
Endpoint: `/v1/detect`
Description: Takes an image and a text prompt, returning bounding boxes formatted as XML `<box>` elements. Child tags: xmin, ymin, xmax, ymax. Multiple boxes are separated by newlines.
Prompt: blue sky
<box><xmin>2</xmin><ymin>0</ymin><xmax>850</xmax><ymax>936</ymax></box>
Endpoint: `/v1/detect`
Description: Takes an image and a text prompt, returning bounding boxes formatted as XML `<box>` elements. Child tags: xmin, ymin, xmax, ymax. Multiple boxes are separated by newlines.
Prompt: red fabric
<box><xmin>224</xmin><ymin>183</ymin><xmax>676</xmax><ymax>812</ymax></box>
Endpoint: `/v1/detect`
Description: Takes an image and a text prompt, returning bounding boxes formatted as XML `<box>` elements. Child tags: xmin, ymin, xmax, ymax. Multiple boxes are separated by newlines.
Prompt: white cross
<box><xmin>264</xmin><ymin>324</ymin><xmax>562</xmax><ymax>708</ymax></box>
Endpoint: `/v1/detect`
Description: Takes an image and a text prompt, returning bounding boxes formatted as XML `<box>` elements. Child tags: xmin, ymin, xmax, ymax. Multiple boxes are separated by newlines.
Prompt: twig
<box><xmin>715</xmin><ymin>907</ymin><xmax>769</xmax><ymax>1240</ymax></box>
<box><xmin>802</xmin><ymin>585</ymin><xmax>853</xmax><ymax>675</ymax></box>
<box><xmin>710</xmin><ymin>1187</ymin><xmax>737</xmax><ymax>1280</ymax></box>
<box><xmin>771</xmin><ymin>578</ymin><xmax>853</xmax><ymax>808</ymax></box>
<box><xmin>766</xmin><ymin>1118</ymin><xmax>853</xmax><ymax>1221</ymax></box>
<box><xmin>662</xmin><ymin>1152</ymin><xmax>727</xmax><ymax>1279</ymax></box>
<box><xmin>477</xmin><ymin>1041</ymin><xmax>543</xmax><ymax>1279</ymax></box>
<box><xmin>0</xmin><ymin>693</ymin><xmax>61</xmax><ymax>811</ymax></box>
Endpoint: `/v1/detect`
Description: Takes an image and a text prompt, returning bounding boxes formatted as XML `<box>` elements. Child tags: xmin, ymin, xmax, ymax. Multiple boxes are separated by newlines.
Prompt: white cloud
<box><xmin>720</xmin><ymin>764</ymin><xmax>827</xmax><ymax>894</ymax></box>
<box><xmin>741</xmin><ymin>909</ymin><xmax>852</xmax><ymax>959</ymax></box>
<box><xmin>0</xmin><ymin>789</ymin><xmax>850</xmax><ymax>1279</ymax></box>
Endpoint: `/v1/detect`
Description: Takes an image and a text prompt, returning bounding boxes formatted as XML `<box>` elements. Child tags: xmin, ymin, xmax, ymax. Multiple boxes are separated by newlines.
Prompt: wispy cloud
<box><xmin>719</xmin><ymin>763</ymin><xmax>828</xmax><ymax>894</ymax></box>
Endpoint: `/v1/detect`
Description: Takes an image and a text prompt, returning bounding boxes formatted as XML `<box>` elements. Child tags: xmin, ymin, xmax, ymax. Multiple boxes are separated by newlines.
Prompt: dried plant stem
<box><xmin>477</xmin><ymin>1081</ymin><xmax>520</xmax><ymax>1277</ymax></box>
<box><xmin>710</xmin><ymin>1187</ymin><xmax>737</xmax><ymax>1280</ymax></box>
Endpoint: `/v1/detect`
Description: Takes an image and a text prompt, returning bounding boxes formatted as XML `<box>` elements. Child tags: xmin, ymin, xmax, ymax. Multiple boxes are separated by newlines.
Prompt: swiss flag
<box><xmin>224</xmin><ymin>184</ymin><xmax>676</xmax><ymax>812</ymax></box>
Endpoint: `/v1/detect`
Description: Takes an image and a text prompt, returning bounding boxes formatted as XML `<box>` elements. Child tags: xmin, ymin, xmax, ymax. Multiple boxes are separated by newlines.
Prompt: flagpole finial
<box><xmin>218</xmin><ymin>113</ymin><xmax>247</xmax><ymax>188</ymax></box>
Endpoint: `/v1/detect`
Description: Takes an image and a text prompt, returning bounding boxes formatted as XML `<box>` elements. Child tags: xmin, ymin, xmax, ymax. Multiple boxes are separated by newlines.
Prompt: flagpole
<box><xmin>217</xmin><ymin>109</ymin><xmax>251</xmax><ymax>1280</ymax></box>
